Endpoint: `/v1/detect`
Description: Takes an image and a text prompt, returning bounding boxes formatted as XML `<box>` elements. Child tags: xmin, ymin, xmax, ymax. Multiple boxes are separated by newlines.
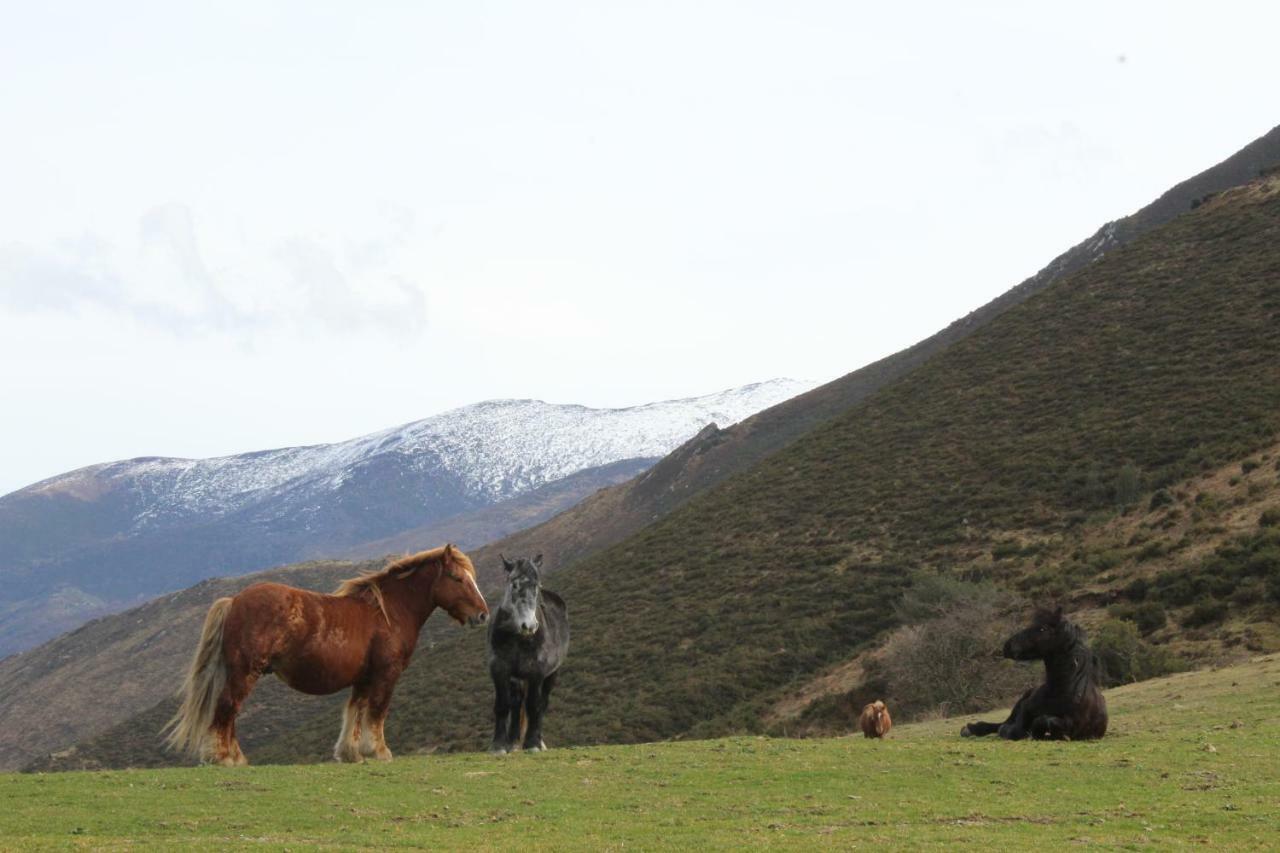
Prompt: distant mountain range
<box><xmin>0</xmin><ymin>379</ymin><xmax>813</xmax><ymax>656</ymax></box>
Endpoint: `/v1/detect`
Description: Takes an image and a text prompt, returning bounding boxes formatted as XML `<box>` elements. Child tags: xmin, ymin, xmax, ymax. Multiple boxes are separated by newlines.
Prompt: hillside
<box><xmin>8</xmin><ymin>127</ymin><xmax>1278</xmax><ymax>774</ymax></box>
<box><xmin>439</xmin><ymin>124</ymin><xmax>1280</xmax><ymax>582</ymax></box>
<box><xmin>7</xmin><ymin>656</ymin><xmax>1278</xmax><ymax>848</ymax></box>
<box><xmin>40</xmin><ymin>172</ymin><xmax>1280</xmax><ymax>771</ymax></box>
<box><xmin>0</xmin><ymin>380</ymin><xmax>809</xmax><ymax>656</ymax></box>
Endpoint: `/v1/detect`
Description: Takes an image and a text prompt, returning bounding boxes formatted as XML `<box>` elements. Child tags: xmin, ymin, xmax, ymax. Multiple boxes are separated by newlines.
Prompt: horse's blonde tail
<box><xmin>163</xmin><ymin>597</ymin><xmax>232</xmax><ymax>758</ymax></box>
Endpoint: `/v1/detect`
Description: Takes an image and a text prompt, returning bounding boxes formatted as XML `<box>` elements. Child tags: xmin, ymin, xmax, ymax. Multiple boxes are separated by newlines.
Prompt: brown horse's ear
<box><xmin>532</xmin><ymin>554</ymin><xmax>543</xmax><ymax>568</ymax></box>
<box><xmin>442</xmin><ymin>544</ymin><xmax>454</xmax><ymax>566</ymax></box>
<box><xmin>500</xmin><ymin>553</ymin><xmax>515</xmax><ymax>573</ymax></box>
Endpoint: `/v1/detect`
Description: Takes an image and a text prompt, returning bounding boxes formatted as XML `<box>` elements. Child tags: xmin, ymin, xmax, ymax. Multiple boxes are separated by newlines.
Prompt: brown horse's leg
<box><xmin>364</xmin><ymin>678</ymin><xmax>400</xmax><ymax>762</ymax></box>
<box><xmin>210</xmin><ymin>670</ymin><xmax>257</xmax><ymax>766</ymax></box>
<box><xmin>357</xmin><ymin>698</ymin><xmax>377</xmax><ymax>758</ymax></box>
<box><xmin>334</xmin><ymin>691</ymin><xmax>368</xmax><ymax>763</ymax></box>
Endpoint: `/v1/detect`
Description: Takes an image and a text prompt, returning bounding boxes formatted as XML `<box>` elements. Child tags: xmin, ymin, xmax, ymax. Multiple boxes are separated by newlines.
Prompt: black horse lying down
<box><xmin>961</xmin><ymin>606</ymin><xmax>1108</xmax><ymax>741</ymax></box>
<box><xmin>488</xmin><ymin>554</ymin><xmax>570</xmax><ymax>754</ymax></box>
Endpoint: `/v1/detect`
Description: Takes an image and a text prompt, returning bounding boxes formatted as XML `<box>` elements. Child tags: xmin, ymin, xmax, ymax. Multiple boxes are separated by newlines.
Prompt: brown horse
<box><xmin>859</xmin><ymin>700</ymin><xmax>892</xmax><ymax>739</ymax></box>
<box><xmin>164</xmin><ymin>544</ymin><xmax>489</xmax><ymax>766</ymax></box>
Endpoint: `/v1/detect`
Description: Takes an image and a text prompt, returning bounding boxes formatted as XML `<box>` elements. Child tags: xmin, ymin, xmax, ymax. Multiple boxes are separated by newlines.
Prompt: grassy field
<box><xmin>3</xmin><ymin>656</ymin><xmax>1276</xmax><ymax>850</ymax></box>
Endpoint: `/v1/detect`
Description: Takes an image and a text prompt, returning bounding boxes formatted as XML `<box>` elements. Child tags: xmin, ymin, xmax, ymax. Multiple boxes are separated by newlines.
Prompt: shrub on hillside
<box><xmin>1092</xmin><ymin>620</ymin><xmax>1186</xmax><ymax>687</ymax></box>
<box><xmin>892</xmin><ymin>570</ymin><xmax>1016</xmax><ymax>624</ymax></box>
<box><xmin>1114</xmin><ymin>463</ymin><xmax>1145</xmax><ymax>507</ymax></box>
<box><xmin>1123</xmin><ymin>577</ymin><xmax>1149</xmax><ymax>601</ymax></box>
<box><xmin>1260</xmin><ymin>508</ymin><xmax>1280</xmax><ymax>528</ymax></box>
<box><xmin>1231</xmin><ymin>579</ymin><xmax>1265</xmax><ymax>606</ymax></box>
<box><xmin>1183</xmin><ymin>600</ymin><xmax>1228</xmax><ymax>628</ymax></box>
<box><xmin>1268</xmin><ymin>575</ymin><xmax>1280</xmax><ymax>605</ymax></box>
<box><xmin>1149</xmin><ymin>489</ymin><xmax>1174</xmax><ymax>511</ymax></box>
<box><xmin>1111</xmin><ymin>600</ymin><xmax>1167</xmax><ymax>635</ymax></box>
<box><xmin>875</xmin><ymin>592</ymin><xmax>1030</xmax><ymax>719</ymax></box>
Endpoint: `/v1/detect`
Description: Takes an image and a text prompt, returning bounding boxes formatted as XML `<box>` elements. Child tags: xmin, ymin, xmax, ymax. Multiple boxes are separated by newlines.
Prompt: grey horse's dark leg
<box><xmin>490</xmin><ymin>670</ymin><xmax>514</xmax><ymax>754</ymax></box>
<box><xmin>522</xmin><ymin>675</ymin><xmax>547</xmax><ymax>751</ymax></box>
<box><xmin>506</xmin><ymin>679</ymin><xmax>526</xmax><ymax>748</ymax></box>
<box><xmin>526</xmin><ymin>671</ymin><xmax>557</xmax><ymax>751</ymax></box>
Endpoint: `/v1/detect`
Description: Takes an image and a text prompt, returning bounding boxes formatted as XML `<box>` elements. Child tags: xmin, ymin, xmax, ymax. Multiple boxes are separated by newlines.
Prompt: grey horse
<box><xmin>487</xmin><ymin>554</ymin><xmax>569</xmax><ymax>753</ymax></box>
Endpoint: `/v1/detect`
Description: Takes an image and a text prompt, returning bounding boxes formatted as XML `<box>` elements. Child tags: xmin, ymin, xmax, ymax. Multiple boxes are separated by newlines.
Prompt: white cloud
<box><xmin>0</xmin><ymin>202</ymin><xmax>427</xmax><ymax>338</ymax></box>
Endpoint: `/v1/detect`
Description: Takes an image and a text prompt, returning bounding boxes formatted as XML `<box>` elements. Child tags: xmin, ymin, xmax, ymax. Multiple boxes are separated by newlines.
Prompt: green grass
<box><xmin>5</xmin><ymin>656</ymin><xmax>1277</xmax><ymax>849</ymax></box>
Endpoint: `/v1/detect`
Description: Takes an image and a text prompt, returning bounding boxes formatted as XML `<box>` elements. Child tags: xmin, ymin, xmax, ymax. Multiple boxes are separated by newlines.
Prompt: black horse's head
<box><xmin>1003</xmin><ymin>606</ymin><xmax>1080</xmax><ymax>661</ymax></box>
<box><xmin>498</xmin><ymin>554</ymin><xmax>544</xmax><ymax>638</ymax></box>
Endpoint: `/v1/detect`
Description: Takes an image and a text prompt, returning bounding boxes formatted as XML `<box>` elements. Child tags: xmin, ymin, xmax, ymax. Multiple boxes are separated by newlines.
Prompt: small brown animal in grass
<box><xmin>860</xmin><ymin>700</ymin><xmax>892</xmax><ymax>738</ymax></box>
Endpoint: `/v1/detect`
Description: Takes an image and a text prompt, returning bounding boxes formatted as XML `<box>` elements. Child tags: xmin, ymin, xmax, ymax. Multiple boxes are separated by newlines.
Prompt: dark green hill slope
<box><xmin>45</xmin><ymin>174</ymin><xmax>1280</xmax><ymax>771</ymax></box>
<box><xmin>449</xmin><ymin>125</ymin><xmax>1280</xmax><ymax>580</ymax></box>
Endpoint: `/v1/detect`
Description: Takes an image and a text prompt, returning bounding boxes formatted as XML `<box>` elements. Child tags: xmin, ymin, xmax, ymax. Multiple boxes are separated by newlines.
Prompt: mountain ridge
<box><xmin>0</xmin><ymin>379</ymin><xmax>813</xmax><ymax>656</ymax></box>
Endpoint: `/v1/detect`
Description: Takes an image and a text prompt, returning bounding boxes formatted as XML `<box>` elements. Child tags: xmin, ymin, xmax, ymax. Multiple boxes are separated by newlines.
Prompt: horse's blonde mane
<box><xmin>334</xmin><ymin>545</ymin><xmax>475</xmax><ymax>624</ymax></box>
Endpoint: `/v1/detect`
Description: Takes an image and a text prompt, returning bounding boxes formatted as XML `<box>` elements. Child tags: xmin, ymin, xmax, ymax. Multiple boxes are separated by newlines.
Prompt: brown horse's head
<box><xmin>435</xmin><ymin>544</ymin><xmax>490</xmax><ymax>627</ymax></box>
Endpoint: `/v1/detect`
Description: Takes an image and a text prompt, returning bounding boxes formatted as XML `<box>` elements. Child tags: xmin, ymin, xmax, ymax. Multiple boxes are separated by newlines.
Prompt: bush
<box><xmin>1114</xmin><ymin>463</ymin><xmax>1144</xmax><ymax>507</ymax></box>
<box><xmin>1149</xmin><ymin>489</ymin><xmax>1174</xmax><ymax>510</ymax></box>
<box><xmin>1137</xmin><ymin>541</ymin><xmax>1166</xmax><ymax>561</ymax></box>
<box><xmin>893</xmin><ymin>571</ymin><xmax>1015</xmax><ymax>624</ymax></box>
<box><xmin>1260</xmin><ymin>508</ymin><xmax>1280</xmax><ymax>528</ymax></box>
<box><xmin>1092</xmin><ymin>620</ymin><xmax>1186</xmax><ymax>686</ymax></box>
<box><xmin>1110</xmin><ymin>600</ymin><xmax>1166</xmax><ymax>634</ymax></box>
<box><xmin>1242</xmin><ymin>459</ymin><xmax>1260</xmax><ymax>474</ymax></box>
<box><xmin>877</xmin><ymin>591</ymin><xmax>1029</xmax><ymax>719</ymax></box>
<box><xmin>1132</xmin><ymin>601</ymin><xmax>1167</xmax><ymax>635</ymax></box>
<box><xmin>1123</xmin><ymin>577</ymin><xmax>1149</xmax><ymax>601</ymax></box>
<box><xmin>1184</xmin><ymin>600</ymin><xmax>1228</xmax><ymax>628</ymax></box>
<box><xmin>1232</xmin><ymin>579</ymin><xmax>1265</xmax><ymax>606</ymax></box>
<box><xmin>1159</xmin><ymin>578</ymin><xmax>1197</xmax><ymax>606</ymax></box>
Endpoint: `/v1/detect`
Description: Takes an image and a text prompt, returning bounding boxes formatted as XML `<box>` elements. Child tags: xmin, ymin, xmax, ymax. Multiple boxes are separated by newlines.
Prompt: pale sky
<box><xmin>1</xmin><ymin>1</ymin><xmax>1277</xmax><ymax>495</ymax></box>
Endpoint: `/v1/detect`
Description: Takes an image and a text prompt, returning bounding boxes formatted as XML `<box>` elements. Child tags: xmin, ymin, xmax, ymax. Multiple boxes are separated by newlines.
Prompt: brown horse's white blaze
<box><xmin>163</xmin><ymin>544</ymin><xmax>488</xmax><ymax>766</ymax></box>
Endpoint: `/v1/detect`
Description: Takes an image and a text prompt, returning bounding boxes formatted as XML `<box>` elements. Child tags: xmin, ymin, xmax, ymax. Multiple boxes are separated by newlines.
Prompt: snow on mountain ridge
<box><xmin>26</xmin><ymin>379</ymin><xmax>815</xmax><ymax>523</ymax></box>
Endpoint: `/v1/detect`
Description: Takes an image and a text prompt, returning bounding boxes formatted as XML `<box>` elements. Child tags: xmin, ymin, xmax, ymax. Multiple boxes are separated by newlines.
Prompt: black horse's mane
<box><xmin>1050</xmin><ymin>617</ymin><xmax>1102</xmax><ymax>698</ymax></box>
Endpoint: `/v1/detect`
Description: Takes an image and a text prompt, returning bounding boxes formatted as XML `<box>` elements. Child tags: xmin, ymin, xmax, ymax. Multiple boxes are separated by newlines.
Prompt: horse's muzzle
<box><xmin>469</xmin><ymin>612</ymin><xmax>489</xmax><ymax>627</ymax></box>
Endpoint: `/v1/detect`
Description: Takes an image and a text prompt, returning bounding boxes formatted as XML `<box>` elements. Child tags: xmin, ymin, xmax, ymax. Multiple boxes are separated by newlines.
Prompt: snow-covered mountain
<box><xmin>0</xmin><ymin>379</ymin><xmax>813</xmax><ymax>657</ymax></box>
<box><xmin>24</xmin><ymin>379</ymin><xmax>812</xmax><ymax>522</ymax></box>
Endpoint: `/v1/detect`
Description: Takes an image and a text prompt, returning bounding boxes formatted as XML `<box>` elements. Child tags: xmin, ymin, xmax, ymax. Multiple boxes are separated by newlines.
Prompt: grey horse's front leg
<box><xmin>490</xmin><ymin>670</ymin><xmax>515</xmax><ymax>754</ymax></box>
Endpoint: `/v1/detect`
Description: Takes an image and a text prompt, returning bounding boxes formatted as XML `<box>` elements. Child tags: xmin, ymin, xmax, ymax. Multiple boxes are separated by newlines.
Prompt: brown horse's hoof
<box><xmin>374</xmin><ymin>747</ymin><xmax>393</xmax><ymax>762</ymax></box>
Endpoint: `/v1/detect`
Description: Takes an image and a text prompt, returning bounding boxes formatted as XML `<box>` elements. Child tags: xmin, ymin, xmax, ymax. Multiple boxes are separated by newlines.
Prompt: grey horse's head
<box><xmin>498</xmin><ymin>554</ymin><xmax>544</xmax><ymax>637</ymax></box>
